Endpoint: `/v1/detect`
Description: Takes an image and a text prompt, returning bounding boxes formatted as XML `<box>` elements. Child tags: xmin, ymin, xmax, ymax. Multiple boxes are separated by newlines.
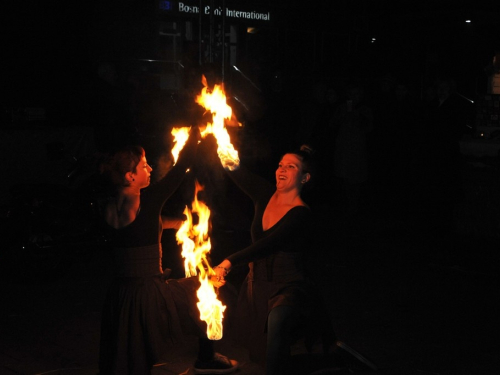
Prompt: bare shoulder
<box><xmin>103</xmin><ymin>200</ymin><xmax>119</xmax><ymax>228</ymax></box>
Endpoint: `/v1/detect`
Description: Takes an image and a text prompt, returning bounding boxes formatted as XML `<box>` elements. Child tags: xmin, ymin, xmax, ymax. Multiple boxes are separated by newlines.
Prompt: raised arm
<box><xmin>225</xmin><ymin>164</ymin><xmax>274</xmax><ymax>203</ymax></box>
<box><xmin>146</xmin><ymin>126</ymin><xmax>199</xmax><ymax>205</ymax></box>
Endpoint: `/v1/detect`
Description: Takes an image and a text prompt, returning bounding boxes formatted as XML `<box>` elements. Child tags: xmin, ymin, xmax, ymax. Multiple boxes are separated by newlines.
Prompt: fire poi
<box><xmin>171</xmin><ymin>76</ymin><xmax>240</xmax><ymax>340</ymax></box>
<box><xmin>195</xmin><ymin>76</ymin><xmax>240</xmax><ymax>171</ymax></box>
<box><xmin>176</xmin><ymin>180</ymin><xmax>225</xmax><ymax>340</ymax></box>
<box><xmin>170</xmin><ymin>126</ymin><xmax>190</xmax><ymax>164</ymax></box>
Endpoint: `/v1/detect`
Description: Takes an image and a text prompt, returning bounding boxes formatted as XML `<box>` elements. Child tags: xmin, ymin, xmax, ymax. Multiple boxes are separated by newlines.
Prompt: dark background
<box><xmin>4</xmin><ymin>1</ymin><xmax>500</xmax><ymax>106</ymax></box>
<box><xmin>1</xmin><ymin>2</ymin><xmax>499</xmax><ymax>374</ymax></box>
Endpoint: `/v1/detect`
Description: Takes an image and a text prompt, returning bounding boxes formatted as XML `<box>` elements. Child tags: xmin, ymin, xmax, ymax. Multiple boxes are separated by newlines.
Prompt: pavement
<box><xmin>1</xmin><ymin>179</ymin><xmax>499</xmax><ymax>375</ymax></box>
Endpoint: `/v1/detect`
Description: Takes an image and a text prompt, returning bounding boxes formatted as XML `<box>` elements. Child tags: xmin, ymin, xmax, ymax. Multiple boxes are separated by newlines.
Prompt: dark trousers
<box><xmin>266</xmin><ymin>305</ymin><xmax>300</xmax><ymax>375</ymax></box>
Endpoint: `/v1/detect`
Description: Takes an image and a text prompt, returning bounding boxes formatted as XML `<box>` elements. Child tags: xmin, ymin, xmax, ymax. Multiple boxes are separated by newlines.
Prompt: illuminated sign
<box><xmin>159</xmin><ymin>1</ymin><xmax>271</xmax><ymax>22</ymax></box>
<box><xmin>159</xmin><ymin>1</ymin><xmax>173</xmax><ymax>11</ymax></box>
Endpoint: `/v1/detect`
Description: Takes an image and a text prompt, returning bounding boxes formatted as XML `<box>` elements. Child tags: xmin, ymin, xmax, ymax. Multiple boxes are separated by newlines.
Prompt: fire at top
<box><xmin>195</xmin><ymin>78</ymin><xmax>240</xmax><ymax>171</ymax></box>
<box><xmin>170</xmin><ymin>76</ymin><xmax>240</xmax><ymax>170</ymax></box>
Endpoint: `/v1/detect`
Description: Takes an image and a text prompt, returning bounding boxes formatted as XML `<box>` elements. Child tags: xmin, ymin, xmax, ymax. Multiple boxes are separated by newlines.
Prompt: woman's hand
<box><xmin>211</xmin><ymin>259</ymin><xmax>231</xmax><ymax>288</ymax></box>
<box><xmin>210</xmin><ymin>275</ymin><xmax>226</xmax><ymax>288</ymax></box>
<box><xmin>214</xmin><ymin>259</ymin><xmax>232</xmax><ymax>279</ymax></box>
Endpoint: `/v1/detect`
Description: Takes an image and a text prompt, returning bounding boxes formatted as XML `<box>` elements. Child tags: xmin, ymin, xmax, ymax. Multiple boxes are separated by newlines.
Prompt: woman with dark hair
<box><xmin>98</xmin><ymin>127</ymin><xmax>238</xmax><ymax>375</ymax></box>
<box><xmin>214</xmin><ymin>145</ymin><xmax>334</xmax><ymax>375</ymax></box>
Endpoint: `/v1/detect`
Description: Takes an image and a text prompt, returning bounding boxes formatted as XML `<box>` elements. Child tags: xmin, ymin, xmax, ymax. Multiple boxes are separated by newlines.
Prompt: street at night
<box><xmin>2</xmin><ymin>1</ymin><xmax>500</xmax><ymax>374</ymax></box>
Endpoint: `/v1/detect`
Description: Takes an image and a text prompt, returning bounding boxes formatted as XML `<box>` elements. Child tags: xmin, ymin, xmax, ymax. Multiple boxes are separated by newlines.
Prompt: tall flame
<box><xmin>170</xmin><ymin>77</ymin><xmax>240</xmax><ymax>170</ymax></box>
<box><xmin>176</xmin><ymin>181</ymin><xmax>226</xmax><ymax>340</ymax></box>
<box><xmin>176</xmin><ymin>180</ymin><xmax>212</xmax><ymax>278</ymax></box>
<box><xmin>170</xmin><ymin>126</ymin><xmax>191</xmax><ymax>165</ymax></box>
<box><xmin>195</xmin><ymin>77</ymin><xmax>240</xmax><ymax>170</ymax></box>
<box><xmin>171</xmin><ymin>76</ymin><xmax>240</xmax><ymax>340</ymax></box>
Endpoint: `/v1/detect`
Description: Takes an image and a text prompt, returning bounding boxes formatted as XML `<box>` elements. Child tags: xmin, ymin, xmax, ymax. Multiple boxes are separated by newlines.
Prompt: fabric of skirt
<box><xmin>98</xmin><ymin>275</ymin><xmax>205</xmax><ymax>375</ymax></box>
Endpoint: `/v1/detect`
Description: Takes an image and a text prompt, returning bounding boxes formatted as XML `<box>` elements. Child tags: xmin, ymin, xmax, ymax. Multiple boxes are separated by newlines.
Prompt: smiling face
<box><xmin>275</xmin><ymin>153</ymin><xmax>309</xmax><ymax>192</ymax></box>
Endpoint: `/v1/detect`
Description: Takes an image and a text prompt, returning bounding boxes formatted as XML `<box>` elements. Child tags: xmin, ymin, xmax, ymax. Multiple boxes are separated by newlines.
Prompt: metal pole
<box><xmin>199</xmin><ymin>0</ymin><xmax>202</xmax><ymax>65</ymax></box>
<box><xmin>209</xmin><ymin>0</ymin><xmax>214</xmax><ymax>63</ymax></box>
<box><xmin>221</xmin><ymin>0</ymin><xmax>225</xmax><ymax>83</ymax></box>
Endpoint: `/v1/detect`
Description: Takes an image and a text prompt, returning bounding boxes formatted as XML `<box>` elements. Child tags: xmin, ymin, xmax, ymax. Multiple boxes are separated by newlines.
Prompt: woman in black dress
<box><xmin>98</xmin><ymin>126</ymin><xmax>237</xmax><ymax>375</ymax></box>
<box><xmin>214</xmin><ymin>145</ymin><xmax>335</xmax><ymax>375</ymax></box>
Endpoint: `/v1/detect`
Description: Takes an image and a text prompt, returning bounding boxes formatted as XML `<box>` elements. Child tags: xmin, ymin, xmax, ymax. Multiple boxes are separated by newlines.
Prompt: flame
<box><xmin>196</xmin><ymin>76</ymin><xmax>240</xmax><ymax>170</ymax></box>
<box><xmin>170</xmin><ymin>126</ymin><xmax>191</xmax><ymax>164</ymax></box>
<box><xmin>176</xmin><ymin>180</ymin><xmax>212</xmax><ymax>278</ymax></box>
<box><xmin>176</xmin><ymin>180</ymin><xmax>226</xmax><ymax>340</ymax></box>
<box><xmin>172</xmin><ymin>76</ymin><xmax>241</xmax><ymax>340</ymax></box>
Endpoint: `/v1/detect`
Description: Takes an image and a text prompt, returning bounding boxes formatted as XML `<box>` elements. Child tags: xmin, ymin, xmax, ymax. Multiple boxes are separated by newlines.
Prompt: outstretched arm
<box><xmin>214</xmin><ymin>206</ymin><xmax>311</xmax><ymax>278</ymax></box>
<box><xmin>146</xmin><ymin>126</ymin><xmax>200</xmax><ymax>205</ymax></box>
<box><xmin>225</xmin><ymin>164</ymin><xmax>275</xmax><ymax>203</ymax></box>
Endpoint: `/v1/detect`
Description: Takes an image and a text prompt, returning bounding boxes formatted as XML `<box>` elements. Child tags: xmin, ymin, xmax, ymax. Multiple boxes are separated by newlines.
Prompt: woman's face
<box><xmin>131</xmin><ymin>154</ymin><xmax>152</xmax><ymax>188</ymax></box>
<box><xmin>275</xmin><ymin>153</ymin><xmax>307</xmax><ymax>191</ymax></box>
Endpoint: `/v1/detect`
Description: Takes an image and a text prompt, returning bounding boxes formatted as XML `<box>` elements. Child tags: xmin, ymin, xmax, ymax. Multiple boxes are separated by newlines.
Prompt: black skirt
<box><xmin>98</xmin><ymin>245</ymin><xmax>205</xmax><ymax>375</ymax></box>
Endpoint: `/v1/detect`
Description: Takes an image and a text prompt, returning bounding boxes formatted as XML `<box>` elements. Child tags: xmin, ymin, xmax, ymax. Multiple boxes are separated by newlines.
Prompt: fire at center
<box><xmin>171</xmin><ymin>76</ymin><xmax>240</xmax><ymax>340</ymax></box>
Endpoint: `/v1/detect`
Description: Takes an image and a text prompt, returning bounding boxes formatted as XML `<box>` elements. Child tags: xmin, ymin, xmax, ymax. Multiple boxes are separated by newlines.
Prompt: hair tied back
<box><xmin>300</xmin><ymin>144</ymin><xmax>315</xmax><ymax>155</ymax></box>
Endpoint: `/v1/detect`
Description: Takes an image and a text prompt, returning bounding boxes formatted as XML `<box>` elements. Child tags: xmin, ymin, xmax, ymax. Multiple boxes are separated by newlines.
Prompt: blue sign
<box><xmin>159</xmin><ymin>1</ymin><xmax>173</xmax><ymax>11</ymax></box>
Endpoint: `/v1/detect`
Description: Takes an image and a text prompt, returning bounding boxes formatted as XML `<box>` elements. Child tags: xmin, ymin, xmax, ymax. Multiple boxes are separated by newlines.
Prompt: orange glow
<box><xmin>176</xmin><ymin>180</ymin><xmax>226</xmax><ymax>340</ymax></box>
<box><xmin>170</xmin><ymin>126</ymin><xmax>191</xmax><ymax>164</ymax></box>
<box><xmin>197</xmin><ymin>274</ymin><xmax>225</xmax><ymax>340</ymax></box>
<box><xmin>196</xmin><ymin>76</ymin><xmax>240</xmax><ymax>170</ymax></box>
